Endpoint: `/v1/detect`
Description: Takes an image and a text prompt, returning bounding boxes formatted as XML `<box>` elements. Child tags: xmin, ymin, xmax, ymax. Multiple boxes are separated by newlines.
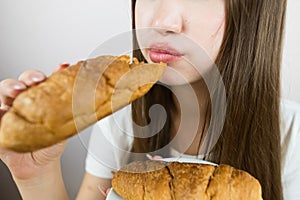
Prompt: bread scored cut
<box><xmin>0</xmin><ymin>55</ymin><xmax>165</xmax><ymax>152</ymax></box>
<box><xmin>112</xmin><ymin>160</ymin><xmax>263</xmax><ymax>200</ymax></box>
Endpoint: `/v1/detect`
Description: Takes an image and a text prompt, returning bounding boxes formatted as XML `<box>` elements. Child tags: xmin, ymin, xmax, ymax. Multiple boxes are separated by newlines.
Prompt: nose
<box><xmin>151</xmin><ymin>1</ymin><xmax>184</xmax><ymax>34</ymax></box>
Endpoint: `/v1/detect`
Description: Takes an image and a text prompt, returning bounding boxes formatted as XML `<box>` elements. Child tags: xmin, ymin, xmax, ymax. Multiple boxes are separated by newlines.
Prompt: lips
<box><xmin>149</xmin><ymin>44</ymin><xmax>184</xmax><ymax>64</ymax></box>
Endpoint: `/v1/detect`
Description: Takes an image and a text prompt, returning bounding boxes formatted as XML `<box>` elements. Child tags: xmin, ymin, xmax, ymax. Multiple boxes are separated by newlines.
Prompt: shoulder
<box><xmin>280</xmin><ymin>99</ymin><xmax>300</xmax><ymax>147</ymax></box>
<box><xmin>280</xmin><ymin>99</ymin><xmax>300</xmax><ymax>135</ymax></box>
<box><xmin>280</xmin><ymin>99</ymin><xmax>300</xmax><ymax>117</ymax></box>
<box><xmin>280</xmin><ymin>99</ymin><xmax>300</xmax><ymax>168</ymax></box>
<box><xmin>280</xmin><ymin>99</ymin><xmax>300</xmax><ymax>199</ymax></box>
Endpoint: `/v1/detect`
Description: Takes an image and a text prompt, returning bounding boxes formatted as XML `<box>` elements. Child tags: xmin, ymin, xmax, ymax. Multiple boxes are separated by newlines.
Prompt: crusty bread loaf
<box><xmin>112</xmin><ymin>160</ymin><xmax>263</xmax><ymax>200</ymax></box>
<box><xmin>0</xmin><ymin>55</ymin><xmax>165</xmax><ymax>152</ymax></box>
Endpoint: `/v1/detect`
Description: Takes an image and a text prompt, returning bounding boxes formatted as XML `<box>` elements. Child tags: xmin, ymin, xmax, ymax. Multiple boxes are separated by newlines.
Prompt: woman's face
<box><xmin>135</xmin><ymin>0</ymin><xmax>226</xmax><ymax>85</ymax></box>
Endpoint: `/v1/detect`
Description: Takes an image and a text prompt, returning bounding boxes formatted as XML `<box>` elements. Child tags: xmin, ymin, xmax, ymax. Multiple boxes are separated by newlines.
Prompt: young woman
<box><xmin>0</xmin><ymin>0</ymin><xmax>299</xmax><ymax>200</ymax></box>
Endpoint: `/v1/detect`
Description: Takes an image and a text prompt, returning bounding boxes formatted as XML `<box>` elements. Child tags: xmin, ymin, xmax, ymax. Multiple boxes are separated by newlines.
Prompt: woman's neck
<box><xmin>170</xmin><ymin>79</ymin><xmax>211</xmax><ymax>156</ymax></box>
<box><xmin>171</xmin><ymin>80</ymin><xmax>210</xmax><ymax>115</ymax></box>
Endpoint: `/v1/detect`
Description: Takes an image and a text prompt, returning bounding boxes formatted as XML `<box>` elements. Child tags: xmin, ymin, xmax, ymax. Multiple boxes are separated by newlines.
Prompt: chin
<box><xmin>158</xmin><ymin>67</ymin><xmax>200</xmax><ymax>87</ymax></box>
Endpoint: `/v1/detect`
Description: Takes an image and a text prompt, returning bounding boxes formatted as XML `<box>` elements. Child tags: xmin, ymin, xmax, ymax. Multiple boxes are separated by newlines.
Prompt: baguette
<box><xmin>112</xmin><ymin>160</ymin><xmax>263</xmax><ymax>200</ymax></box>
<box><xmin>0</xmin><ymin>55</ymin><xmax>165</xmax><ymax>152</ymax></box>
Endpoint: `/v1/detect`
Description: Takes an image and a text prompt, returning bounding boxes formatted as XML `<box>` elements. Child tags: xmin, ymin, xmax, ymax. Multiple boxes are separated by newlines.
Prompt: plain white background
<box><xmin>0</xmin><ymin>0</ymin><xmax>299</xmax><ymax>199</ymax></box>
<box><xmin>0</xmin><ymin>1</ymin><xmax>131</xmax><ymax>199</ymax></box>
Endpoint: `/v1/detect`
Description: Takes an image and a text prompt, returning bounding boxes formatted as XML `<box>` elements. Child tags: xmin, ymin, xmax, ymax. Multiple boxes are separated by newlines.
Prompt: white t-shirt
<box><xmin>85</xmin><ymin>99</ymin><xmax>300</xmax><ymax>199</ymax></box>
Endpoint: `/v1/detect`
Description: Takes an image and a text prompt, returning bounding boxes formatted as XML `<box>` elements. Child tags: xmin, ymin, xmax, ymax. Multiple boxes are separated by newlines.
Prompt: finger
<box><xmin>97</xmin><ymin>185</ymin><xmax>108</xmax><ymax>197</ymax></box>
<box><xmin>152</xmin><ymin>155</ymin><xmax>163</xmax><ymax>160</ymax></box>
<box><xmin>146</xmin><ymin>154</ymin><xmax>163</xmax><ymax>160</ymax></box>
<box><xmin>146</xmin><ymin>154</ymin><xmax>153</xmax><ymax>160</ymax></box>
<box><xmin>53</xmin><ymin>63</ymin><xmax>70</xmax><ymax>73</ymax></box>
<box><xmin>106</xmin><ymin>188</ymin><xmax>111</xmax><ymax>195</ymax></box>
<box><xmin>18</xmin><ymin>70</ymin><xmax>46</xmax><ymax>86</ymax></box>
<box><xmin>0</xmin><ymin>79</ymin><xmax>27</xmax><ymax>100</ymax></box>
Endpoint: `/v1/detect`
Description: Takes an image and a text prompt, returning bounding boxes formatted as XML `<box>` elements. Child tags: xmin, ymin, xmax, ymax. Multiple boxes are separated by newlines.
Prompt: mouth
<box><xmin>148</xmin><ymin>43</ymin><xmax>184</xmax><ymax>64</ymax></box>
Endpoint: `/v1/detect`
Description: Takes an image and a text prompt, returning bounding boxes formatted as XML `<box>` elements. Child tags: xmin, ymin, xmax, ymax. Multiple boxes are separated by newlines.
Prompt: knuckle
<box><xmin>18</xmin><ymin>70</ymin><xmax>46</xmax><ymax>84</ymax></box>
<box><xmin>0</xmin><ymin>79</ymin><xmax>15</xmax><ymax>86</ymax></box>
<box><xmin>0</xmin><ymin>79</ymin><xmax>25</xmax><ymax>99</ymax></box>
<box><xmin>18</xmin><ymin>70</ymin><xmax>35</xmax><ymax>80</ymax></box>
<box><xmin>0</xmin><ymin>79</ymin><xmax>17</xmax><ymax>91</ymax></box>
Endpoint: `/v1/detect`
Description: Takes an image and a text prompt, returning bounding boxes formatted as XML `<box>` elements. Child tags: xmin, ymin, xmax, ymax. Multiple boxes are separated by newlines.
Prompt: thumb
<box><xmin>31</xmin><ymin>141</ymin><xmax>67</xmax><ymax>165</ymax></box>
<box><xmin>41</xmin><ymin>140</ymin><xmax>67</xmax><ymax>157</ymax></box>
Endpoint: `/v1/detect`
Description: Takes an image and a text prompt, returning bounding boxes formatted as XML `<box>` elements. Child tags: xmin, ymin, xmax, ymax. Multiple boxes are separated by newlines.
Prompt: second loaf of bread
<box><xmin>112</xmin><ymin>160</ymin><xmax>263</xmax><ymax>200</ymax></box>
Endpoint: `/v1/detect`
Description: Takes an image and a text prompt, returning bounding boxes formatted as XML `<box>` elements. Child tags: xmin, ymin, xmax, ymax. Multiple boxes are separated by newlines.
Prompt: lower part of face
<box><xmin>135</xmin><ymin>0</ymin><xmax>225</xmax><ymax>86</ymax></box>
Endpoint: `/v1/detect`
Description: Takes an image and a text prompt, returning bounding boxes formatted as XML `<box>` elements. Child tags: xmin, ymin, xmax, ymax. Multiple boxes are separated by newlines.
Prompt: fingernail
<box><xmin>146</xmin><ymin>154</ymin><xmax>153</xmax><ymax>160</ymax></box>
<box><xmin>31</xmin><ymin>73</ymin><xmax>45</xmax><ymax>82</ymax></box>
<box><xmin>60</xmin><ymin>63</ymin><xmax>69</xmax><ymax>66</ymax></box>
<box><xmin>13</xmin><ymin>83</ymin><xmax>26</xmax><ymax>90</ymax></box>
<box><xmin>152</xmin><ymin>155</ymin><xmax>163</xmax><ymax>160</ymax></box>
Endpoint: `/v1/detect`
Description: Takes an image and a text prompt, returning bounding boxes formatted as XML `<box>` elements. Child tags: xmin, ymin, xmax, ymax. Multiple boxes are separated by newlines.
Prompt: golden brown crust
<box><xmin>112</xmin><ymin>161</ymin><xmax>263</xmax><ymax>200</ymax></box>
<box><xmin>0</xmin><ymin>55</ymin><xmax>165</xmax><ymax>152</ymax></box>
<box><xmin>112</xmin><ymin>160</ymin><xmax>173</xmax><ymax>200</ymax></box>
<box><xmin>167</xmin><ymin>162</ymin><xmax>215</xmax><ymax>200</ymax></box>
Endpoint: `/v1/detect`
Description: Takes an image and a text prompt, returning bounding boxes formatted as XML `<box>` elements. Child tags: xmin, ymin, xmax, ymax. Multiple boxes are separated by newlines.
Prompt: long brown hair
<box><xmin>131</xmin><ymin>0</ymin><xmax>286</xmax><ymax>199</ymax></box>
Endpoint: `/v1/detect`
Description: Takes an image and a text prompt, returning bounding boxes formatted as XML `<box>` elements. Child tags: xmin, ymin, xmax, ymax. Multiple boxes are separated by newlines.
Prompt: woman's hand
<box><xmin>0</xmin><ymin>64</ymin><xmax>69</xmax><ymax>181</ymax></box>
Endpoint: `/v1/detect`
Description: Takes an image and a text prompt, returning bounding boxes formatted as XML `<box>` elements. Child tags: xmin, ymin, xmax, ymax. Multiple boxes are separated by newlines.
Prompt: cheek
<box><xmin>185</xmin><ymin>5</ymin><xmax>226</xmax><ymax>61</ymax></box>
<box><xmin>135</xmin><ymin>1</ymin><xmax>153</xmax><ymax>29</ymax></box>
<box><xmin>134</xmin><ymin>1</ymin><xmax>155</xmax><ymax>55</ymax></box>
